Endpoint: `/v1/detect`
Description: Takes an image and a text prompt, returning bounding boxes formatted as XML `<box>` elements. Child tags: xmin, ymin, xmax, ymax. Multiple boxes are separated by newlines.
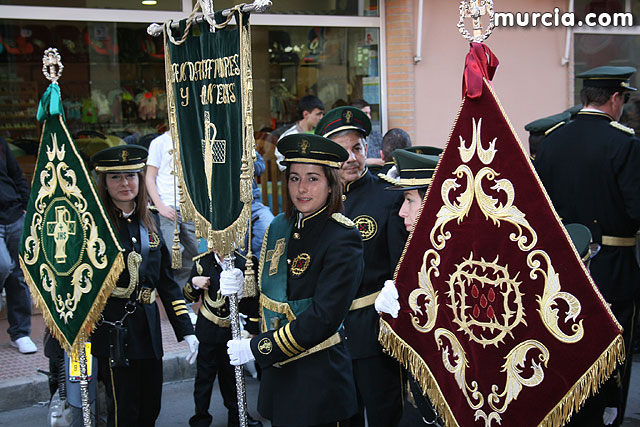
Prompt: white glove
<box><xmin>375</xmin><ymin>280</ymin><xmax>400</xmax><ymax>318</ymax></box>
<box><xmin>219</xmin><ymin>268</ymin><xmax>244</xmax><ymax>298</ymax></box>
<box><xmin>227</xmin><ymin>338</ymin><xmax>255</xmax><ymax>366</ymax></box>
<box><xmin>184</xmin><ymin>334</ymin><xmax>199</xmax><ymax>365</ymax></box>
<box><xmin>603</xmin><ymin>407</ymin><xmax>618</xmax><ymax>425</ymax></box>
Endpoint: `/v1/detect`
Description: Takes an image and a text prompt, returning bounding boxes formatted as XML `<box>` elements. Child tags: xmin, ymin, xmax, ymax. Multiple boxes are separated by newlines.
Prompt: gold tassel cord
<box><xmin>243</xmin><ymin>213</ymin><xmax>257</xmax><ymax>297</ymax></box>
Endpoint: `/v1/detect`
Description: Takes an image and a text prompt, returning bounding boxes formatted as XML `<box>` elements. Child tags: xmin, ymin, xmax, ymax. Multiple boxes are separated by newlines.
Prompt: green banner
<box><xmin>164</xmin><ymin>11</ymin><xmax>254</xmax><ymax>256</ymax></box>
<box><xmin>19</xmin><ymin>83</ymin><xmax>124</xmax><ymax>354</ymax></box>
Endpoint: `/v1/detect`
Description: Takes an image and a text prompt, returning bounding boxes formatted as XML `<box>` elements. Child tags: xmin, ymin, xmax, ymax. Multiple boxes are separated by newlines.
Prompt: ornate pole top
<box><xmin>42</xmin><ymin>47</ymin><xmax>64</xmax><ymax>84</ymax></box>
<box><xmin>458</xmin><ymin>0</ymin><xmax>495</xmax><ymax>43</ymax></box>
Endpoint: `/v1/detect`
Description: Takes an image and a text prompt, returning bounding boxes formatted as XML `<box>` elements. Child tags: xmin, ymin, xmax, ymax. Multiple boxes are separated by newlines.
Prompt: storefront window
<box><xmin>0</xmin><ymin>20</ymin><xmax>167</xmax><ymax>158</ymax></box>
<box><xmin>251</xmin><ymin>25</ymin><xmax>381</xmax><ymax>134</ymax></box>
<box><xmin>0</xmin><ymin>0</ymin><xmax>183</xmax><ymax>11</ymax></box>
<box><xmin>0</xmin><ymin>19</ymin><xmax>381</xmax><ymax>164</ymax></box>
<box><xmin>196</xmin><ymin>0</ymin><xmax>380</xmax><ymax>17</ymax></box>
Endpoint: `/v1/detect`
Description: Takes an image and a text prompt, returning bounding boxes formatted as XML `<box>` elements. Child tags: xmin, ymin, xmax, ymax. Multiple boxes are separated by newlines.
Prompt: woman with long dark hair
<box><xmin>225</xmin><ymin>133</ymin><xmax>364</xmax><ymax>426</ymax></box>
<box><xmin>90</xmin><ymin>145</ymin><xmax>198</xmax><ymax>426</ymax></box>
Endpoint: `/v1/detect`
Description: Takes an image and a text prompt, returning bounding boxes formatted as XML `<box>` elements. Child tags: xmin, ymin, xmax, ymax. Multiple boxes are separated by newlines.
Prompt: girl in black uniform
<box><xmin>226</xmin><ymin>133</ymin><xmax>365</xmax><ymax>427</ymax></box>
<box><xmin>90</xmin><ymin>145</ymin><xmax>198</xmax><ymax>427</ymax></box>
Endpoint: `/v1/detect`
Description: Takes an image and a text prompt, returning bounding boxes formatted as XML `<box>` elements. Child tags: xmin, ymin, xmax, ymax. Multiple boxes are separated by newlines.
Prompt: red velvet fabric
<box><xmin>383</xmin><ymin>45</ymin><xmax>623</xmax><ymax>427</ymax></box>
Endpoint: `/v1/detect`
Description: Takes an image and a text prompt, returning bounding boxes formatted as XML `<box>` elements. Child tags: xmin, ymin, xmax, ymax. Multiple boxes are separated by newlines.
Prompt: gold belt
<box><xmin>275</xmin><ymin>331</ymin><xmax>342</xmax><ymax>367</ymax></box>
<box><xmin>601</xmin><ymin>235</ymin><xmax>636</xmax><ymax>247</ymax></box>
<box><xmin>349</xmin><ymin>291</ymin><xmax>381</xmax><ymax>311</ymax></box>
<box><xmin>200</xmin><ymin>305</ymin><xmax>231</xmax><ymax>328</ymax></box>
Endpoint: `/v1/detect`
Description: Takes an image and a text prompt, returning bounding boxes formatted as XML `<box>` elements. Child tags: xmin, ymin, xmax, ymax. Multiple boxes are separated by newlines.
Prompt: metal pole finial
<box><xmin>458</xmin><ymin>0</ymin><xmax>495</xmax><ymax>43</ymax></box>
<box><xmin>42</xmin><ymin>47</ymin><xmax>64</xmax><ymax>84</ymax></box>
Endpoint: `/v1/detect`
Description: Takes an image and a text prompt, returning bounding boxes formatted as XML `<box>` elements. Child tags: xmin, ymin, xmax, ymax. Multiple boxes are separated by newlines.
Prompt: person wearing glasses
<box><xmin>535</xmin><ymin>66</ymin><xmax>640</xmax><ymax>427</ymax></box>
<box><xmin>90</xmin><ymin>145</ymin><xmax>198</xmax><ymax>426</ymax></box>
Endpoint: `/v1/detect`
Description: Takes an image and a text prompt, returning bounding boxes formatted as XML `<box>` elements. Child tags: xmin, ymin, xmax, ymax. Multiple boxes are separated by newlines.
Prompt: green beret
<box><xmin>563</xmin><ymin>104</ymin><xmax>583</xmax><ymax>119</ymax></box>
<box><xmin>524</xmin><ymin>111</ymin><xmax>571</xmax><ymax>136</ymax></box>
<box><xmin>314</xmin><ymin>106</ymin><xmax>371</xmax><ymax>138</ymax></box>
<box><xmin>276</xmin><ymin>133</ymin><xmax>348</xmax><ymax>169</ymax></box>
<box><xmin>577</xmin><ymin>66</ymin><xmax>637</xmax><ymax>91</ymax></box>
<box><xmin>382</xmin><ymin>149</ymin><xmax>439</xmax><ymax>191</ymax></box>
<box><xmin>91</xmin><ymin>145</ymin><xmax>148</xmax><ymax>173</ymax></box>
<box><xmin>564</xmin><ymin>223</ymin><xmax>592</xmax><ymax>260</ymax></box>
<box><xmin>405</xmin><ymin>146</ymin><xmax>443</xmax><ymax>156</ymax></box>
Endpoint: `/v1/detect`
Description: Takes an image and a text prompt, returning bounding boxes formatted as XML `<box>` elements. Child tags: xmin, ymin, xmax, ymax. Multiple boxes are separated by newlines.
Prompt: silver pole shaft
<box><xmin>225</xmin><ymin>254</ymin><xmax>248</xmax><ymax>427</ymax></box>
<box><xmin>78</xmin><ymin>346</ymin><xmax>93</xmax><ymax>426</ymax></box>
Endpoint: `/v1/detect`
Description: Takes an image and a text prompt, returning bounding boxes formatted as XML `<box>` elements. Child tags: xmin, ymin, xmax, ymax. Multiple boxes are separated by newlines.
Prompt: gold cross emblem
<box><xmin>299</xmin><ymin>139</ymin><xmax>310</xmax><ymax>155</ymax></box>
<box><xmin>266</xmin><ymin>238</ymin><xmax>286</xmax><ymax>276</ymax></box>
<box><xmin>46</xmin><ymin>206</ymin><xmax>77</xmax><ymax>263</ymax></box>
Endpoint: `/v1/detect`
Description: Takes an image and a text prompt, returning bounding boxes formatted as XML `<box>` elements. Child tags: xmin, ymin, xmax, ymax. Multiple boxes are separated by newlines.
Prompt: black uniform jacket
<box><xmin>251</xmin><ymin>208</ymin><xmax>364</xmax><ymax>426</ymax></box>
<box><xmin>92</xmin><ymin>212</ymin><xmax>194</xmax><ymax>360</ymax></box>
<box><xmin>343</xmin><ymin>168</ymin><xmax>407</xmax><ymax>358</ymax></box>
<box><xmin>183</xmin><ymin>250</ymin><xmax>260</xmax><ymax>345</ymax></box>
<box><xmin>535</xmin><ymin>111</ymin><xmax>640</xmax><ymax>303</ymax></box>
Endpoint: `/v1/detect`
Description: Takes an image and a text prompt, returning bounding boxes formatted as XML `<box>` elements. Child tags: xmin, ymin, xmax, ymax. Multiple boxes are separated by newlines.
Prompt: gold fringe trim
<box><xmin>379</xmin><ymin>318</ymin><xmax>625</xmax><ymax>427</ymax></box>
<box><xmin>379</xmin><ymin>319</ymin><xmax>459</xmax><ymax>427</ymax></box>
<box><xmin>539</xmin><ymin>334</ymin><xmax>625</xmax><ymax>426</ymax></box>
<box><xmin>259</xmin><ymin>294</ymin><xmax>296</xmax><ymax>322</ymax></box>
<box><xmin>20</xmin><ymin>252</ymin><xmax>124</xmax><ymax>355</ymax></box>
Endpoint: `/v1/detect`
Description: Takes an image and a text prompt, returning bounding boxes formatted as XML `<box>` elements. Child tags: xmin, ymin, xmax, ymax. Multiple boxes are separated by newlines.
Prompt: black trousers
<box><xmin>99</xmin><ymin>357</ymin><xmax>163</xmax><ymax>427</ymax></box>
<box><xmin>350</xmin><ymin>354</ymin><xmax>403</xmax><ymax>427</ymax></box>
<box><xmin>189</xmin><ymin>340</ymin><xmax>238</xmax><ymax>427</ymax></box>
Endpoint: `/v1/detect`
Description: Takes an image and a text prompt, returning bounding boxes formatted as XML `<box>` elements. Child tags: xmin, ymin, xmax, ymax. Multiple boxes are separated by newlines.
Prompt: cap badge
<box><xmin>299</xmin><ymin>139</ymin><xmax>310</xmax><ymax>155</ymax></box>
<box><xmin>121</xmin><ymin>150</ymin><xmax>129</xmax><ymax>162</ymax></box>
<box><xmin>344</xmin><ymin>110</ymin><xmax>353</xmax><ymax>123</ymax></box>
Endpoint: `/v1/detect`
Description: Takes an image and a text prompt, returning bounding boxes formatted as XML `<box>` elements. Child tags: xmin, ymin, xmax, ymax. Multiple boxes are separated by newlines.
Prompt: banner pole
<box><xmin>78</xmin><ymin>345</ymin><xmax>93</xmax><ymax>426</ymax></box>
<box><xmin>225</xmin><ymin>254</ymin><xmax>248</xmax><ymax>427</ymax></box>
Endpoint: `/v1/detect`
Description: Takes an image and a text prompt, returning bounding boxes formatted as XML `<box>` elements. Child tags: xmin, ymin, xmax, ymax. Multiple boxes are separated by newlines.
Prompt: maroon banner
<box><xmin>379</xmin><ymin>45</ymin><xmax>624</xmax><ymax>427</ymax></box>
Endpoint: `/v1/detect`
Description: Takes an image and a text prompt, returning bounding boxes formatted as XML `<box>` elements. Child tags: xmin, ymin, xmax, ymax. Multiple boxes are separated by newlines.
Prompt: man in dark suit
<box><xmin>535</xmin><ymin>66</ymin><xmax>640</xmax><ymax>427</ymax></box>
<box><xmin>315</xmin><ymin>107</ymin><xmax>408</xmax><ymax>427</ymax></box>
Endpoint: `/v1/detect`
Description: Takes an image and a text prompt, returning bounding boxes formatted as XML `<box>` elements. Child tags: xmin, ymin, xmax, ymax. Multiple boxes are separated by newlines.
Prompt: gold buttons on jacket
<box><xmin>293</xmin><ymin>232</ymin><xmax>300</xmax><ymax>240</ymax></box>
<box><xmin>132</xmin><ymin>237</ymin><xmax>137</xmax><ymax>243</ymax></box>
<box><xmin>342</xmin><ymin>194</ymin><xmax>347</xmax><ymax>202</ymax></box>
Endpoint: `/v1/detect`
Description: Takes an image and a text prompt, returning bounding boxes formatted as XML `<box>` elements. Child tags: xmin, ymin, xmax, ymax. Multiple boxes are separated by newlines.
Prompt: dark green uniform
<box><xmin>252</xmin><ymin>208</ymin><xmax>364</xmax><ymax>426</ymax></box>
<box><xmin>91</xmin><ymin>212</ymin><xmax>194</xmax><ymax>426</ymax></box>
<box><xmin>343</xmin><ymin>168</ymin><xmax>407</xmax><ymax>427</ymax></box>
<box><xmin>535</xmin><ymin>110</ymin><xmax>640</xmax><ymax>425</ymax></box>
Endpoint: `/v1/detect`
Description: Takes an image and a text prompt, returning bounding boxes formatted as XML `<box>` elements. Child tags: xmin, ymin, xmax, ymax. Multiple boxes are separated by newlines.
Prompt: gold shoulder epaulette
<box><xmin>148</xmin><ymin>205</ymin><xmax>158</xmax><ymax>212</ymax></box>
<box><xmin>331</xmin><ymin>213</ymin><xmax>355</xmax><ymax>228</ymax></box>
<box><xmin>377</xmin><ymin>172</ymin><xmax>398</xmax><ymax>185</ymax></box>
<box><xmin>610</xmin><ymin>121</ymin><xmax>635</xmax><ymax>135</ymax></box>
<box><xmin>192</xmin><ymin>249</ymin><xmax>215</xmax><ymax>262</ymax></box>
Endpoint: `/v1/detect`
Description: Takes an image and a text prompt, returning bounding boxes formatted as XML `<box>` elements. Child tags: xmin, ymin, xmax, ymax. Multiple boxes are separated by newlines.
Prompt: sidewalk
<box><xmin>0</xmin><ymin>306</ymin><xmax>195</xmax><ymax>412</ymax></box>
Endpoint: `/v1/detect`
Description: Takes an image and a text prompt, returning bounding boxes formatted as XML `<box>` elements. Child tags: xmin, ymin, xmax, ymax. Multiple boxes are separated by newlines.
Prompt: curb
<box><xmin>0</xmin><ymin>351</ymin><xmax>194</xmax><ymax>412</ymax></box>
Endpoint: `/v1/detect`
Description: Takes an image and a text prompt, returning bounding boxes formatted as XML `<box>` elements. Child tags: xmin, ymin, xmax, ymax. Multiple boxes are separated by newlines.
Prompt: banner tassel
<box><xmin>171</xmin><ymin>226</ymin><xmax>182</xmax><ymax>269</ymax></box>
<box><xmin>243</xmin><ymin>216</ymin><xmax>257</xmax><ymax>297</ymax></box>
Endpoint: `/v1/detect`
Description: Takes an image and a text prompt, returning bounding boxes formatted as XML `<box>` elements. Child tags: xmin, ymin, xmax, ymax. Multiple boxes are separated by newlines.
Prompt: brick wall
<box><xmin>385</xmin><ymin>0</ymin><xmax>416</xmax><ymax>140</ymax></box>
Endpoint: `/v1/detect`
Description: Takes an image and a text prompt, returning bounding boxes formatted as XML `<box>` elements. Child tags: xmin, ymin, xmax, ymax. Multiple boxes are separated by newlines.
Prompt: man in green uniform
<box><xmin>535</xmin><ymin>66</ymin><xmax>640</xmax><ymax>427</ymax></box>
<box><xmin>315</xmin><ymin>107</ymin><xmax>407</xmax><ymax>427</ymax></box>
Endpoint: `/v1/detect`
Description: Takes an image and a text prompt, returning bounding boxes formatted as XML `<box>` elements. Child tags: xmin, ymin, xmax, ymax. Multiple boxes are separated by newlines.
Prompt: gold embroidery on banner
<box><xmin>528</xmin><ymin>250</ymin><xmax>584</xmax><ymax>344</ymax></box>
<box><xmin>475</xmin><ymin>167</ymin><xmax>537</xmax><ymax>252</ymax></box>
<box><xmin>486</xmin><ymin>340</ymin><xmax>549</xmax><ymax>414</ymax></box>
<box><xmin>434</xmin><ymin>329</ymin><xmax>484</xmax><ymax>411</ymax></box>
<box><xmin>448</xmin><ymin>253</ymin><xmax>526</xmax><ymax>348</ymax></box>
<box><xmin>430</xmin><ymin>165</ymin><xmax>474</xmax><ymax>250</ymax></box>
<box><xmin>409</xmin><ymin>249</ymin><xmax>440</xmax><ymax>333</ymax></box>
<box><xmin>458</xmin><ymin>118</ymin><xmax>497</xmax><ymax>165</ymax></box>
<box><xmin>23</xmin><ymin>133</ymin><xmax>110</xmax><ymax>323</ymax></box>
<box><xmin>354</xmin><ymin>215</ymin><xmax>378</xmax><ymax>241</ymax></box>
